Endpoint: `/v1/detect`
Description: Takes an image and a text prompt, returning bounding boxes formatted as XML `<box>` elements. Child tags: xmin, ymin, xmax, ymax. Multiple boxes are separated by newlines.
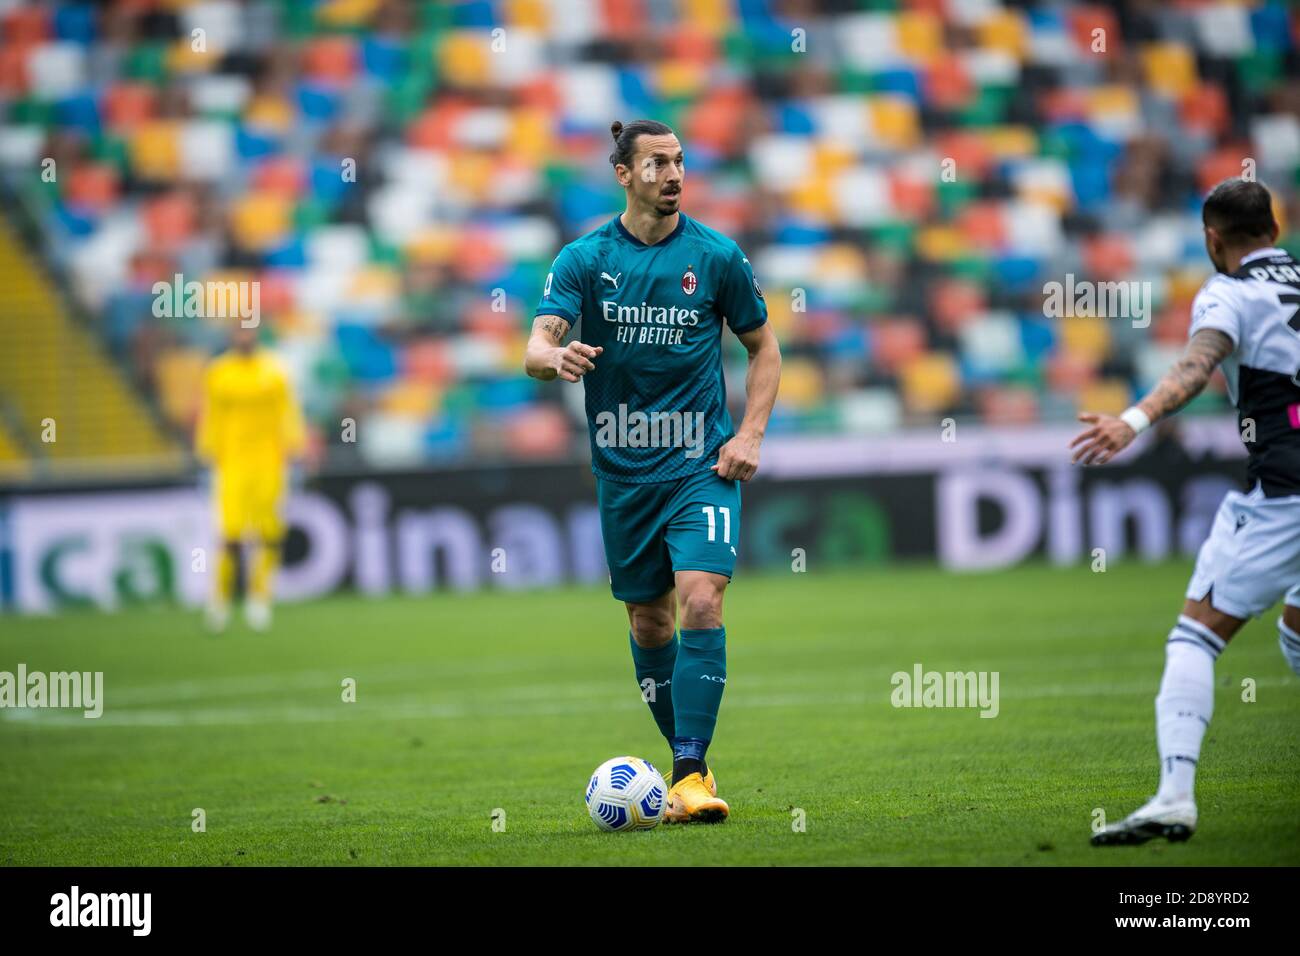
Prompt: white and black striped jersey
<box><xmin>1189</xmin><ymin>247</ymin><xmax>1300</xmax><ymax>497</ymax></box>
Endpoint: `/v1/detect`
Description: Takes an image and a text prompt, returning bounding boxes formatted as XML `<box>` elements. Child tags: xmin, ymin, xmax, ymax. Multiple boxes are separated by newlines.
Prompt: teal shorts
<box><xmin>596</xmin><ymin>467</ymin><xmax>741</xmax><ymax>603</ymax></box>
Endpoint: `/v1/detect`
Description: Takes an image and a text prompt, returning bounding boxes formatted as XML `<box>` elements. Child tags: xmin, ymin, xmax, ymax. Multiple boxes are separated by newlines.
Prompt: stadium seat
<box><xmin>0</xmin><ymin>0</ymin><xmax>1291</xmax><ymax>473</ymax></box>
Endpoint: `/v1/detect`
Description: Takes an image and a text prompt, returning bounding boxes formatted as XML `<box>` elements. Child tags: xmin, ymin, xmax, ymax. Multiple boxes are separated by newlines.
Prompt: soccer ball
<box><xmin>585</xmin><ymin>756</ymin><xmax>667</xmax><ymax>831</ymax></box>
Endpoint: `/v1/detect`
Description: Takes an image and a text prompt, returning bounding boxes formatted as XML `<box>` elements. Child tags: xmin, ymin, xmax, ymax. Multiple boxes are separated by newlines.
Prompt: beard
<box><xmin>654</xmin><ymin>192</ymin><xmax>680</xmax><ymax>216</ymax></box>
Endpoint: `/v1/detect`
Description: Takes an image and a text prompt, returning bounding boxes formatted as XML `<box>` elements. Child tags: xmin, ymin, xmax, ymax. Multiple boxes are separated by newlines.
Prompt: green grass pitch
<box><xmin>2</xmin><ymin>561</ymin><xmax>1298</xmax><ymax>866</ymax></box>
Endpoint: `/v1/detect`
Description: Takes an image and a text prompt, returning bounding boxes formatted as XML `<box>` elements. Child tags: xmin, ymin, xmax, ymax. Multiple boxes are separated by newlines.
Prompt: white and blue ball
<box><xmin>585</xmin><ymin>756</ymin><xmax>667</xmax><ymax>831</ymax></box>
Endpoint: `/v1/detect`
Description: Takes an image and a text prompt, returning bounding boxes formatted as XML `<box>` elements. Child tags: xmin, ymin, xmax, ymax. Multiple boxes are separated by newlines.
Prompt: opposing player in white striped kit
<box><xmin>1070</xmin><ymin>178</ymin><xmax>1300</xmax><ymax>845</ymax></box>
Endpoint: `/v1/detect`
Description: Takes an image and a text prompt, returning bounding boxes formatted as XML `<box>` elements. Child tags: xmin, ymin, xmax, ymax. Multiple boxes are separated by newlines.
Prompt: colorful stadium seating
<box><xmin>0</xmin><ymin>0</ymin><xmax>1296</xmax><ymax>470</ymax></box>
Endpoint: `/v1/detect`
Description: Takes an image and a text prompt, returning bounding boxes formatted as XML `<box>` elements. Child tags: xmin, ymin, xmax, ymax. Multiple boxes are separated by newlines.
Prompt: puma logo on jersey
<box><xmin>600</xmin><ymin>271</ymin><xmax>621</xmax><ymax>289</ymax></box>
<box><xmin>1235</xmin><ymin>514</ymin><xmax>1249</xmax><ymax>532</ymax></box>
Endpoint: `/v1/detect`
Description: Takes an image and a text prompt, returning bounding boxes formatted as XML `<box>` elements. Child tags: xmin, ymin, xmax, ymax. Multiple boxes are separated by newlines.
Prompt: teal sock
<box><xmin>672</xmin><ymin>627</ymin><xmax>727</xmax><ymax>741</ymax></box>
<box><xmin>630</xmin><ymin>632</ymin><xmax>677</xmax><ymax>743</ymax></box>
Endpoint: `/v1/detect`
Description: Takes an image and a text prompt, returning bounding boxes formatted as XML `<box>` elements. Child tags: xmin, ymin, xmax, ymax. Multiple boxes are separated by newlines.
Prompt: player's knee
<box><xmin>628</xmin><ymin>605</ymin><xmax>674</xmax><ymax>646</ymax></box>
<box><xmin>678</xmin><ymin>586</ymin><xmax>723</xmax><ymax>630</ymax></box>
<box><xmin>1279</xmin><ymin>615</ymin><xmax>1300</xmax><ymax>677</ymax></box>
<box><xmin>1283</xmin><ymin>603</ymin><xmax>1300</xmax><ymax>636</ymax></box>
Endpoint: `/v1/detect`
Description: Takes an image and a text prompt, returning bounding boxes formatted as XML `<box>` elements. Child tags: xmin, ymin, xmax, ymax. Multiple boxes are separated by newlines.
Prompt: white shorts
<box><xmin>1186</xmin><ymin>484</ymin><xmax>1300</xmax><ymax>619</ymax></box>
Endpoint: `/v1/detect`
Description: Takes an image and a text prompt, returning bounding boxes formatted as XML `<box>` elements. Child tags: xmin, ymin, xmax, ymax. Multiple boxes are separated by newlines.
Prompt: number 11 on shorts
<box><xmin>702</xmin><ymin>505</ymin><xmax>731</xmax><ymax>543</ymax></box>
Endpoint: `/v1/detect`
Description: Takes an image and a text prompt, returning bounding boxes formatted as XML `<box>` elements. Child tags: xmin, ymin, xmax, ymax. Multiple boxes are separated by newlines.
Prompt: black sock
<box><xmin>670</xmin><ymin>760</ymin><xmax>709</xmax><ymax>781</ymax></box>
<box><xmin>673</xmin><ymin>756</ymin><xmax>702</xmax><ymax>782</ymax></box>
<box><xmin>671</xmin><ymin>736</ymin><xmax>709</xmax><ymax>783</ymax></box>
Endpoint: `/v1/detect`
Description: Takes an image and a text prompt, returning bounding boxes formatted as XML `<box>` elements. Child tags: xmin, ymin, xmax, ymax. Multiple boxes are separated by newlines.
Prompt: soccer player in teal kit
<box><xmin>525</xmin><ymin>120</ymin><xmax>782</xmax><ymax>822</ymax></box>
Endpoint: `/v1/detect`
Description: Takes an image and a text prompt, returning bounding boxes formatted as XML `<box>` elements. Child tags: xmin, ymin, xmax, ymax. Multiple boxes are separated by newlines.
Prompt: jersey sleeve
<box><xmin>275</xmin><ymin>365</ymin><xmax>306</xmax><ymax>457</ymax></box>
<box><xmin>534</xmin><ymin>244</ymin><xmax>584</xmax><ymax>328</ymax></box>
<box><xmin>195</xmin><ymin>363</ymin><xmax>220</xmax><ymax>462</ymax></box>
<box><xmin>719</xmin><ymin>244</ymin><xmax>768</xmax><ymax>335</ymax></box>
<box><xmin>1188</xmin><ymin>276</ymin><xmax>1242</xmax><ymax>349</ymax></box>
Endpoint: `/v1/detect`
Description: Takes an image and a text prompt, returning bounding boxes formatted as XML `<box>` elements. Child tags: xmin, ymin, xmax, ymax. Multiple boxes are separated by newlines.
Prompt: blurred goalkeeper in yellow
<box><xmin>197</xmin><ymin>325</ymin><xmax>305</xmax><ymax>632</ymax></box>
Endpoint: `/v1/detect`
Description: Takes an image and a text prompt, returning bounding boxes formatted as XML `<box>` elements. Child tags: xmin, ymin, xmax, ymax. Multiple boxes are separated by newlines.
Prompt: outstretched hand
<box><xmin>1069</xmin><ymin>412</ymin><xmax>1137</xmax><ymax>466</ymax></box>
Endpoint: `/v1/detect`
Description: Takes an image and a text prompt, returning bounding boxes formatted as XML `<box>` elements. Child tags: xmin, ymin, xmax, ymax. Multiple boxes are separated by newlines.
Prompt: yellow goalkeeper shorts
<box><xmin>213</xmin><ymin>464</ymin><xmax>287</xmax><ymax>541</ymax></box>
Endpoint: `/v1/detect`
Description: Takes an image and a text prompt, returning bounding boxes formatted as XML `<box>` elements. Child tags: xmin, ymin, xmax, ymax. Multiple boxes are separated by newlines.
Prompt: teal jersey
<box><xmin>535</xmin><ymin>213</ymin><xmax>768</xmax><ymax>483</ymax></box>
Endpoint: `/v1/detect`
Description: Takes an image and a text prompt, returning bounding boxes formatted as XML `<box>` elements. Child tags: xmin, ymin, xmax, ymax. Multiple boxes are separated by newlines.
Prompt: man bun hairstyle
<box><xmin>1202</xmin><ymin>178</ymin><xmax>1277</xmax><ymax>243</ymax></box>
<box><xmin>609</xmin><ymin>118</ymin><xmax>674</xmax><ymax>168</ymax></box>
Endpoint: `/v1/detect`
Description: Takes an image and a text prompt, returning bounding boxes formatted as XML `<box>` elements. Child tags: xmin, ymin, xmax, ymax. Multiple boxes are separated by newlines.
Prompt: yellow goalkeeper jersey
<box><xmin>196</xmin><ymin>348</ymin><xmax>305</xmax><ymax>468</ymax></box>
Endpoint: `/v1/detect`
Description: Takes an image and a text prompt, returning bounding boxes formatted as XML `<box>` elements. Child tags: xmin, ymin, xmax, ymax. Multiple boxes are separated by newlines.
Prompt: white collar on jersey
<box><xmin>1239</xmin><ymin>247</ymin><xmax>1286</xmax><ymax>265</ymax></box>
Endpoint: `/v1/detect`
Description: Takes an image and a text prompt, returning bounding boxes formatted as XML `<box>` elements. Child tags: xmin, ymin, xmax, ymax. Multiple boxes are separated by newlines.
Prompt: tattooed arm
<box><xmin>524</xmin><ymin>315</ymin><xmax>603</xmax><ymax>382</ymax></box>
<box><xmin>1070</xmin><ymin>328</ymin><xmax>1235</xmax><ymax>466</ymax></box>
<box><xmin>1135</xmin><ymin>328</ymin><xmax>1236</xmax><ymax>422</ymax></box>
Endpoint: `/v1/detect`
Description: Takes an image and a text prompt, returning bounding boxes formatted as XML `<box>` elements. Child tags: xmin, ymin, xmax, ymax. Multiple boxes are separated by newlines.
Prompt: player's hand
<box><xmin>1069</xmin><ymin>412</ymin><xmax>1136</xmax><ymax>466</ymax></box>
<box><xmin>294</xmin><ymin>434</ymin><xmax>325</xmax><ymax>473</ymax></box>
<box><xmin>551</xmin><ymin>342</ymin><xmax>603</xmax><ymax>383</ymax></box>
<box><xmin>712</xmin><ymin>432</ymin><xmax>761</xmax><ymax>481</ymax></box>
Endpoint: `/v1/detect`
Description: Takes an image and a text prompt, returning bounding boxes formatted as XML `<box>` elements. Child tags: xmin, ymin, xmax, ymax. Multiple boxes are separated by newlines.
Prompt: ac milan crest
<box><xmin>681</xmin><ymin>269</ymin><xmax>697</xmax><ymax>295</ymax></box>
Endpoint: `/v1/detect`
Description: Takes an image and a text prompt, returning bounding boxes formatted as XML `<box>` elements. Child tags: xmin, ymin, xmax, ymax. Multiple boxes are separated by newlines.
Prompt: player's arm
<box><xmin>526</xmin><ymin>247</ymin><xmax>601</xmax><ymax>382</ymax></box>
<box><xmin>713</xmin><ymin>245</ymin><xmax>780</xmax><ymax>481</ymax></box>
<box><xmin>524</xmin><ymin>315</ymin><xmax>603</xmax><ymax>383</ymax></box>
<box><xmin>1070</xmin><ymin>328</ymin><xmax>1235</xmax><ymax>466</ymax></box>
<box><xmin>195</xmin><ymin>365</ymin><xmax>219</xmax><ymax>465</ymax></box>
<box><xmin>276</xmin><ymin>370</ymin><xmax>307</xmax><ymax>463</ymax></box>
<box><xmin>713</xmin><ymin>322</ymin><xmax>781</xmax><ymax>481</ymax></box>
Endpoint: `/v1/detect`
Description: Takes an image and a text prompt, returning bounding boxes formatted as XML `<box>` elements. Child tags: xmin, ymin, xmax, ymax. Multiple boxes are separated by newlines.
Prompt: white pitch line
<box><xmin>100</xmin><ymin>658</ymin><xmax>1292</xmax><ymax>710</ymax></box>
<box><xmin>102</xmin><ymin>655</ymin><xmax>595</xmax><ymax>705</ymax></box>
<box><xmin>2</xmin><ymin>677</ymin><xmax>1294</xmax><ymax>729</ymax></box>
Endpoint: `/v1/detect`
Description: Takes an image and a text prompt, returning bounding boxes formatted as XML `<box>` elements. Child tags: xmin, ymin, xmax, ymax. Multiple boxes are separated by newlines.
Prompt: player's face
<box><xmin>231</xmin><ymin>325</ymin><xmax>258</xmax><ymax>354</ymax></box>
<box><xmin>621</xmin><ymin>134</ymin><xmax>683</xmax><ymax>217</ymax></box>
